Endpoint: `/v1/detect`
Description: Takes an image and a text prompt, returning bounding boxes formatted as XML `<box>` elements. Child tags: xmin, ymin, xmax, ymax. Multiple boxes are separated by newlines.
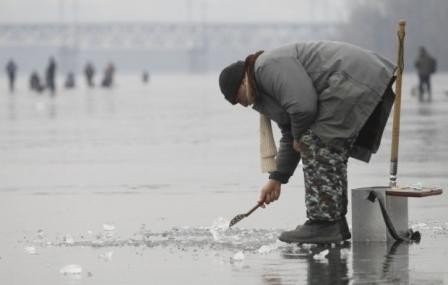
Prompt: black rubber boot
<box><xmin>279</xmin><ymin>217</ymin><xmax>351</xmax><ymax>244</ymax></box>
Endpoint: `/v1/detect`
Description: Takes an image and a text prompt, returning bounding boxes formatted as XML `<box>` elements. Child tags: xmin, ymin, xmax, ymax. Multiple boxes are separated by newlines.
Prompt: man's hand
<box><xmin>258</xmin><ymin>179</ymin><xmax>282</xmax><ymax>207</ymax></box>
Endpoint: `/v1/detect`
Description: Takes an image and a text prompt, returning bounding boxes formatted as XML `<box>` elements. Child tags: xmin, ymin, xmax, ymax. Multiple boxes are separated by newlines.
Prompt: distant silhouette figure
<box><xmin>414</xmin><ymin>46</ymin><xmax>437</xmax><ymax>102</ymax></box>
<box><xmin>84</xmin><ymin>62</ymin><xmax>95</xmax><ymax>87</ymax></box>
<box><xmin>5</xmin><ymin>59</ymin><xmax>17</xmax><ymax>92</ymax></box>
<box><xmin>45</xmin><ymin>57</ymin><xmax>57</xmax><ymax>96</ymax></box>
<box><xmin>101</xmin><ymin>63</ymin><xmax>115</xmax><ymax>88</ymax></box>
<box><xmin>142</xmin><ymin>70</ymin><xmax>150</xmax><ymax>84</ymax></box>
<box><xmin>64</xmin><ymin>72</ymin><xmax>76</xmax><ymax>89</ymax></box>
<box><xmin>29</xmin><ymin>71</ymin><xmax>45</xmax><ymax>93</ymax></box>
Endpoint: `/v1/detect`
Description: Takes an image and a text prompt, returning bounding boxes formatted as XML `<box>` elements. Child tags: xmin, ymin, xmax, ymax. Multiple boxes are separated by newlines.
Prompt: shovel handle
<box><xmin>390</xmin><ymin>20</ymin><xmax>406</xmax><ymax>187</ymax></box>
<box><xmin>246</xmin><ymin>203</ymin><xmax>262</xmax><ymax>216</ymax></box>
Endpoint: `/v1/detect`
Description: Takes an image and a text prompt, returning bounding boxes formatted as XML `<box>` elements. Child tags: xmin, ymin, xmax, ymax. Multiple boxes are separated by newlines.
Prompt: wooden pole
<box><xmin>390</xmin><ymin>21</ymin><xmax>406</xmax><ymax>188</ymax></box>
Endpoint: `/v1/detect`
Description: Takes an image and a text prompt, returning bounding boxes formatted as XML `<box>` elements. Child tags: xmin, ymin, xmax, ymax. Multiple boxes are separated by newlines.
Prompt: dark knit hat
<box><xmin>219</xmin><ymin>61</ymin><xmax>245</xmax><ymax>105</ymax></box>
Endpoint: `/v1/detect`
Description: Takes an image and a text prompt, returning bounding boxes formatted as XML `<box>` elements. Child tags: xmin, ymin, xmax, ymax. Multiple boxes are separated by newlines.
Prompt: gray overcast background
<box><xmin>3</xmin><ymin>0</ymin><xmax>446</xmax><ymax>72</ymax></box>
<box><xmin>0</xmin><ymin>0</ymin><xmax>348</xmax><ymax>23</ymax></box>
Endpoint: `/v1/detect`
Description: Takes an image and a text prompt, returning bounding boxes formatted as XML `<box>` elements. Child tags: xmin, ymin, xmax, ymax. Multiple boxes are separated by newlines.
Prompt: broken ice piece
<box><xmin>257</xmin><ymin>240</ymin><xmax>282</xmax><ymax>254</ymax></box>
<box><xmin>37</xmin><ymin>229</ymin><xmax>44</xmax><ymax>239</ymax></box>
<box><xmin>60</xmin><ymin>264</ymin><xmax>83</xmax><ymax>276</ymax></box>
<box><xmin>313</xmin><ymin>249</ymin><xmax>329</xmax><ymax>261</ymax></box>
<box><xmin>103</xmin><ymin>224</ymin><xmax>115</xmax><ymax>231</ymax></box>
<box><xmin>412</xmin><ymin>182</ymin><xmax>423</xmax><ymax>190</ymax></box>
<box><xmin>24</xmin><ymin>246</ymin><xmax>37</xmax><ymax>255</ymax></box>
<box><xmin>231</xmin><ymin>251</ymin><xmax>245</xmax><ymax>261</ymax></box>
<box><xmin>64</xmin><ymin>234</ymin><xmax>74</xmax><ymax>245</ymax></box>
<box><xmin>209</xmin><ymin>217</ymin><xmax>229</xmax><ymax>241</ymax></box>
<box><xmin>257</xmin><ymin>245</ymin><xmax>271</xmax><ymax>254</ymax></box>
<box><xmin>98</xmin><ymin>251</ymin><xmax>113</xmax><ymax>262</ymax></box>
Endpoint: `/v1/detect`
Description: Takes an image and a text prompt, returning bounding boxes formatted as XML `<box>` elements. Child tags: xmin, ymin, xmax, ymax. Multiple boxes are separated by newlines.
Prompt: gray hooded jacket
<box><xmin>251</xmin><ymin>41</ymin><xmax>396</xmax><ymax>183</ymax></box>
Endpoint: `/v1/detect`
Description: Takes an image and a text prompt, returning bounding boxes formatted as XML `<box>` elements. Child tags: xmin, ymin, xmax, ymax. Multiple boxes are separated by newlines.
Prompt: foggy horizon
<box><xmin>0</xmin><ymin>0</ymin><xmax>349</xmax><ymax>24</ymax></box>
<box><xmin>1</xmin><ymin>1</ymin><xmax>447</xmax><ymax>72</ymax></box>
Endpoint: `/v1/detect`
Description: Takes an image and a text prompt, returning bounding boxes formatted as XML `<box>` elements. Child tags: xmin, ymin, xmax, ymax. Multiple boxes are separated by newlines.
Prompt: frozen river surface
<box><xmin>0</xmin><ymin>73</ymin><xmax>448</xmax><ymax>284</ymax></box>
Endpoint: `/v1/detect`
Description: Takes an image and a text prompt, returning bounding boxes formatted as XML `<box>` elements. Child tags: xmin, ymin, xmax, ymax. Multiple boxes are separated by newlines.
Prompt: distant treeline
<box><xmin>339</xmin><ymin>0</ymin><xmax>447</xmax><ymax>71</ymax></box>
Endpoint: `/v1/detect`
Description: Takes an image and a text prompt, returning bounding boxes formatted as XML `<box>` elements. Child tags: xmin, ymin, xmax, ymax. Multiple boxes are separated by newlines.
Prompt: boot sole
<box><xmin>279</xmin><ymin>233</ymin><xmax>351</xmax><ymax>244</ymax></box>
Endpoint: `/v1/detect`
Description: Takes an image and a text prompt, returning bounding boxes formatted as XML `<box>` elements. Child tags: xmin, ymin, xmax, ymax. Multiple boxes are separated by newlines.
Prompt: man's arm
<box><xmin>269</xmin><ymin>123</ymin><xmax>301</xmax><ymax>184</ymax></box>
<box><xmin>259</xmin><ymin>124</ymin><xmax>300</xmax><ymax>206</ymax></box>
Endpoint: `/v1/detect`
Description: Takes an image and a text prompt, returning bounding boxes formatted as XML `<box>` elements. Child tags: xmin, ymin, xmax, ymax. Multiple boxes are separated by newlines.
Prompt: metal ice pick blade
<box><xmin>229</xmin><ymin>203</ymin><xmax>262</xmax><ymax>227</ymax></box>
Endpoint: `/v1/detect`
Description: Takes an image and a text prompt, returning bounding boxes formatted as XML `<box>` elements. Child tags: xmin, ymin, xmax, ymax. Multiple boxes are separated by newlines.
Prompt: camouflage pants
<box><xmin>300</xmin><ymin>130</ymin><xmax>355</xmax><ymax>221</ymax></box>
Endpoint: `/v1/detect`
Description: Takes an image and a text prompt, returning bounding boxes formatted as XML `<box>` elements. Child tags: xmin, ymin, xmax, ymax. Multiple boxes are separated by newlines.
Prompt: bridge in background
<box><xmin>0</xmin><ymin>22</ymin><xmax>341</xmax><ymax>72</ymax></box>
<box><xmin>0</xmin><ymin>22</ymin><xmax>340</xmax><ymax>49</ymax></box>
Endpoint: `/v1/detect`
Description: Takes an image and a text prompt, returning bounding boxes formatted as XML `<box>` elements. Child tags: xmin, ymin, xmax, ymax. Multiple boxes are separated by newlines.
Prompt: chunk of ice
<box><xmin>412</xmin><ymin>223</ymin><xmax>427</xmax><ymax>229</ymax></box>
<box><xmin>98</xmin><ymin>251</ymin><xmax>114</xmax><ymax>262</ymax></box>
<box><xmin>231</xmin><ymin>251</ymin><xmax>245</xmax><ymax>261</ymax></box>
<box><xmin>59</xmin><ymin>264</ymin><xmax>82</xmax><ymax>275</ymax></box>
<box><xmin>313</xmin><ymin>249</ymin><xmax>329</xmax><ymax>261</ymax></box>
<box><xmin>209</xmin><ymin>217</ymin><xmax>229</xmax><ymax>241</ymax></box>
<box><xmin>257</xmin><ymin>240</ymin><xmax>281</xmax><ymax>254</ymax></box>
<box><xmin>37</xmin><ymin>229</ymin><xmax>44</xmax><ymax>239</ymax></box>
<box><xmin>64</xmin><ymin>234</ymin><xmax>74</xmax><ymax>245</ymax></box>
<box><xmin>103</xmin><ymin>224</ymin><xmax>115</xmax><ymax>238</ymax></box>
<box><xmin>103</xmin><ymin>224</ymin><xmax>115</xmax><ymax>231</ymax></box>
<box><xmin>24</xmin><ymin>246</ymin><xmax>37</xmax><ymax>255</ymax></box>
<box><xmin>410</xmin><ymin>182</ymin><xmax>423</xmax><ymax>190</ymax></box>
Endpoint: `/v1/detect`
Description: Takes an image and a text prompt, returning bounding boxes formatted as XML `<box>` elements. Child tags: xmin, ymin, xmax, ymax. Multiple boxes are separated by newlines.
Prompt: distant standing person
<box><xmin>142</xmin><ymin>70</ymin><xmax>150</xmax><ymax>84</ymax></box>
<box><xmin>5</xmin><ymin>59</ymin><xmax>17</xmax><ymax>92</ymax></box>
<box><xmin>101</xmin><ymin>62</ymin><xmax>115</xmax><ymax>88</ymax></box>
<box><xmin>29</xmin><ymin>71</ymin><xmax>45</xmax><ymax>93</ymax></box>
<box><xmin>46</xmin><ymin>57</ymin><xmax>57</xmax><ymax>96</ymax></box>
<box><xmin>64</xmin><ymin>72</ymin><xmax>76</xmax><ymax>89</ymax></box>
<box><xmin>414</xmin><ymin>46</ymin><xmax>437</xmax><ymax>102</ymax></box>
<box><xmin>84</xmin><ymin>62</ymin><xmax>96</xmax><ymax>87</ymax></box>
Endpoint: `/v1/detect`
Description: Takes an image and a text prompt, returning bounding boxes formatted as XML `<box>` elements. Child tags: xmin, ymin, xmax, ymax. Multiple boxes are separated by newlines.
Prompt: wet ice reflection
<box><xmin>17</xmin><ymin>221</ymin><xmax>448</xmax><ymax>284</ymax></box>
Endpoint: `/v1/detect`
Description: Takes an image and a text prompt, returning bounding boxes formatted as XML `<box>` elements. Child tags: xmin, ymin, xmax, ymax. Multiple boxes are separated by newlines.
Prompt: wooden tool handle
<box><xmin>390</xmin><ymin>20</ymin><xmax>406</xmax><ymax>187</ymax></box>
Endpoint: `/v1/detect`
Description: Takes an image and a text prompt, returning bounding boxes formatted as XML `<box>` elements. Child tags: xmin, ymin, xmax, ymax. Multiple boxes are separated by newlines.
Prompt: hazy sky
<box><xmin>0</xmin><ymin>0</ymin><xmax>348</xmax><ymax>23</ymax></box>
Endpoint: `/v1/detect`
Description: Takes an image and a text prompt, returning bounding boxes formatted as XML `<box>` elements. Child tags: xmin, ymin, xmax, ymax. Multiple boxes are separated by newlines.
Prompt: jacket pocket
<box><xmin>313</xmin><ymin>71</ymin><xmax>379</xmax><ymax>144</ymax></box>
